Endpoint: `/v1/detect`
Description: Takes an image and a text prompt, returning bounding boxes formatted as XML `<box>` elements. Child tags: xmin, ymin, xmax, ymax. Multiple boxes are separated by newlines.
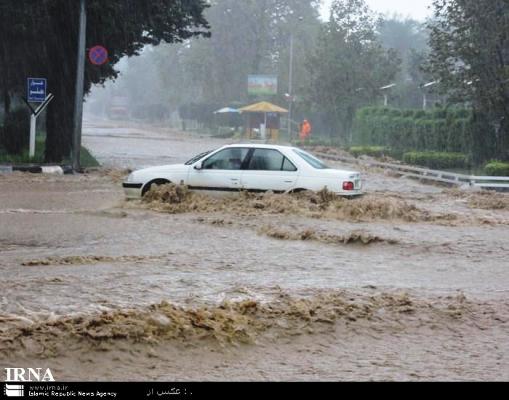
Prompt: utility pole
<box><xmin>287</xmin><ymin>16</ymin><xmax>303</xmax><ymax>143</ymax></box>
<box><xmin>288</xmin><ymin>32</ymin><xmax>294</xmax><ymax>142</ymax></box>
<box><xmin>72</xmin><ymin>0</ymin><xmax>87</xmax><ymax>172</ymax></box>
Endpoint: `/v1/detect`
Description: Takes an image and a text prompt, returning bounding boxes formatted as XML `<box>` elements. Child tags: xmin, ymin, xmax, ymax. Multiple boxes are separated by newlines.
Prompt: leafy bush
<box><xmin>349</xmin><ymin>146</ymin><xmax>389</xmax><ymax>158</ymax></box>
<box><xmin>403</xmin><ymin>151</ymin><xmax>469</xmax><ymax>169</ymax></box>
<box><xmin>484</xmin><ymin>161</ymin><xmax>509</xmax><ymax>176</ymax></box>
<box><xmin>0</xmin><ymin>108</ymin><xmax>30</xmax><ymax>155</ymax></box>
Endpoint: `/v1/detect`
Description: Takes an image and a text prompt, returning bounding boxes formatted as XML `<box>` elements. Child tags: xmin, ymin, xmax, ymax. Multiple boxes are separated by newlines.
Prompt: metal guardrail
<box><xmin>314</xmin><ymin>152</ymin><xmax>509</xmax><ymax>190</ymax></box>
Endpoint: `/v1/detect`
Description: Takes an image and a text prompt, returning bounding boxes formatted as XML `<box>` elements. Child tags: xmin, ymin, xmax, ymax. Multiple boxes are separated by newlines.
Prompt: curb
<box><xmin>0</xmin><ymin>165</ymin><xmax>73</xmax><ymax>175</ymax></box>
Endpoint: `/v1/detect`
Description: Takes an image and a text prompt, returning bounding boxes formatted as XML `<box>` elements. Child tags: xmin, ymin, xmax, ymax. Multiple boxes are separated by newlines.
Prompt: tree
<box><xmin>0</xmin><ymin>0</ymin><xmax>209</xmax><ymax>162</ymax></box>
<box><xmin>427</xmin><ymin>0</ymin><xmax>509</xmax><ymax>161</ymax></box>
<box><xmin>375</xmin><ymin>15</ymin><xmax>433</xmax><ymax>109</ymax></box>
<box><xmin>377</xmin><ymin>15</ymin><xmax>429</xmax><ymax>76</ymax></box>
<box><xmin>173</xmin><ymin>0</ymin><xmax>322</xmax><ymax>105</ymax></box>
<box><xmin>97</xmin><ymin>0</ymin><xmax>323</xmax><ymax>129</ymax></box>
<box><xmin>304</xmin><ymin>0</ymin><xmax>400</xmax><ymax>143</ymax></box>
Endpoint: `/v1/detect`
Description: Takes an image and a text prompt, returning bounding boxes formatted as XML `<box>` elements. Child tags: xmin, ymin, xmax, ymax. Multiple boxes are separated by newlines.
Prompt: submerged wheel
<box><xmin>289</xmin><ymin>188</ymin><xmax>308</xmax><ymax>194</ymax></box>
<box><xmin>141</xmin><ymin>179</ymin><xmax>171</xmax><ymax>197</ymax></box>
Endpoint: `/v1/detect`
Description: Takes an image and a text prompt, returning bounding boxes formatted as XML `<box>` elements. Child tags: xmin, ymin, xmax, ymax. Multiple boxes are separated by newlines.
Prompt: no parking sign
<box><xmin>89</xmin><ymin>45</ymin><xmax>108</xmax><ymax>66</ymax></box>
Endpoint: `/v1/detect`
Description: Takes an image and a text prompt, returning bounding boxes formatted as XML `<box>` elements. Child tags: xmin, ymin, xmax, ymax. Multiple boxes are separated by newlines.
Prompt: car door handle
<box><xmin>284</xmin><ymin>180</ymin><xmax>294</xmax><ymax>183</ymax></box>
<box><xmin>231</xmin><ymin>178</ymin><xmax>239</xmax><ymax>181</ymax></box>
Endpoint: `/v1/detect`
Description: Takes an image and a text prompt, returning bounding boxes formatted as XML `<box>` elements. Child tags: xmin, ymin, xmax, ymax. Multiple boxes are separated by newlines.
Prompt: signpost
<box><xmin>24</xmin><ymin>78</ymin><xmax>54</xmax><ymax>159</ymax></box>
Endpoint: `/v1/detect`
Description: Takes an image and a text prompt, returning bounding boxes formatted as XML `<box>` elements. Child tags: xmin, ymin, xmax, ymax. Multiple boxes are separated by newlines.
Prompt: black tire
<box><xmin>141</xmin><ymin>179</ymin><xmax>171</xmax><ymax>197</ymax></box>
<box><xmin>290</xmin><ymin>188</ymin><xmax>308</xmax><ymax>194</ymax></box>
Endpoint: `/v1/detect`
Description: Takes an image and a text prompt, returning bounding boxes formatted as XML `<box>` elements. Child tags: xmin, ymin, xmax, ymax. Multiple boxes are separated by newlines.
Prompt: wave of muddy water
<box><xmin>1</xmin><ymin>143</ymin><xmax>509</xmax><ymax>379</ymax></box>
<box><xmin>1</xmin><ymin>288</ymin><xmax>508</xmax><ymax>381</ymax></box>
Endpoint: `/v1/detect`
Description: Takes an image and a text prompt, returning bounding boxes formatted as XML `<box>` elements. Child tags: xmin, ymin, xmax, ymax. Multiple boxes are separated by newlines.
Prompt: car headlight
<box><xmin>126</xmin><ymin>173</ymin><xmax>136</xmax><ymax>183</ymax></box>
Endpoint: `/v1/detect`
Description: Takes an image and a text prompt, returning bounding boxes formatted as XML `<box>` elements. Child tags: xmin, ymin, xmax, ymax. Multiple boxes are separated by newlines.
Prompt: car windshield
<box><xmin>293</xmin><ymin>149</ymin><xmax>330</xmax><ymax>169</ymax></box>
<box><xmin>185</xmin><ymin>150</ymin><xmax>214</xmax><ymax>165</ymax></box>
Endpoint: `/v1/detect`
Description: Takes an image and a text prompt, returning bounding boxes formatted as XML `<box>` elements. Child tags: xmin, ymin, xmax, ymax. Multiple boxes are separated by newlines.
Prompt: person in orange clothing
<box><xmin>299</xmin><ymin>119</ymin><xmax>312</xmax><ymax>141</ymax></box>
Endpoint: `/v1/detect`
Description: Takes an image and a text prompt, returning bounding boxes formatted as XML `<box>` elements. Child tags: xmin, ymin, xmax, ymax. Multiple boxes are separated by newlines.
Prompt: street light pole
<box><xmin>380</xmin><ymin>83</ymin><xmax>396</xmax><ymax>108</ymax></box>
<box><xmin>288</xmin><ymin>32</ymin><xmax>294</xmax><ymax>142</ymax></box>
<box><xmin>421</xmin><ymin>81</ymin><xmax>438</xmax><ymax>110</ymax></box>
<box><xmin>287</xmin><ymin>16</ymin><xmax>303</xmax><ymax>143</ymax></box>
<box><xmin>72</xmin><ymin>0</ymin><xmax>87</xmax><ymax>172</ymax></box>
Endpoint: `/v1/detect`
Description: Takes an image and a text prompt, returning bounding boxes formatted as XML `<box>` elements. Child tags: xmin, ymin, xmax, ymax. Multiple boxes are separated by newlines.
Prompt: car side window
<box><xmin>247</xmin><ymin>149</ymin><xmax>290</xmax><ymax>171</ymax></box>
<box><xmin>202</xmin><ymin>148</ymin><xmax>249</xmax><ymax>170</ymax></box>
<box><xmin>282</xmin><ymin>157</ymin><xmax>297</xmax><ymax>172</ymax></box>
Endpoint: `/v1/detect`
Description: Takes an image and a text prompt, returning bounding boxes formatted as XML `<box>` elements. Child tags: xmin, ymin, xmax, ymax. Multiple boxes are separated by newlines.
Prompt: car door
<box><xmin>187</xmin><ymin>147</ymin><xmax>249</xmax><ymax>192</ymax></box>
<box><xmin>241</xmin><ymin>148</ymin><xmax>299</xmax><ymax>193</ymax></box>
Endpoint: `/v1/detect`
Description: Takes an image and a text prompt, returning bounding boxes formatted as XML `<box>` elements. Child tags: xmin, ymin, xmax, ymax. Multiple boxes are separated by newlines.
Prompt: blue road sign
<box><xmin>27</xmin><ymin>78</ymin><xmax>47</xmax><ymax>102</ymax></box>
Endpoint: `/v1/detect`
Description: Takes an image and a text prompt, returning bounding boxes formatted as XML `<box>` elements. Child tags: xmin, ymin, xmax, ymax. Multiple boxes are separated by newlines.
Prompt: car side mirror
<box><xmin>194</xmin><ymin>161</ymin><xmax>203</xmax><ymax>170</ymax></box>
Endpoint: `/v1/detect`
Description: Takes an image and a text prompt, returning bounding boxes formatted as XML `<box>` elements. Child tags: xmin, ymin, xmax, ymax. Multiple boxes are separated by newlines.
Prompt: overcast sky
<box><xmin>320</xmin><ymin>0</ymin><xmax>433</xmax><ymax>21</ymax></box>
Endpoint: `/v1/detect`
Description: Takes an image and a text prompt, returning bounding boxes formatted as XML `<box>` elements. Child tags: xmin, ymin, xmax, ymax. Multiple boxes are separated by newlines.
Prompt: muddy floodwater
<box><xmin>1</xmin><ymin>119</ymin><xmax>508</xmax><ymax>381</ymax></box>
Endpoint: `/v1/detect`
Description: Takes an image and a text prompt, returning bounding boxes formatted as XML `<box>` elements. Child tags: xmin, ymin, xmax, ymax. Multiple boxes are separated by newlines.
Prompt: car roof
<box><xmin>222</xmin><ymin>143</ymin><xmax>297</xmax><ymax>152</ymax></box>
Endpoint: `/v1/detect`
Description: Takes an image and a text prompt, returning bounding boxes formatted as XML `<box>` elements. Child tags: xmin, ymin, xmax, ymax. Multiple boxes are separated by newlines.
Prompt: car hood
<box><xmin>129</xmin><ymin>164</ymin><xmax>190</xmax><ymax>181</ymax></box>
<box><xmin>136</xmin><ymin>164</ymin><xmax>188</xmax><ymax>174</ymax></box>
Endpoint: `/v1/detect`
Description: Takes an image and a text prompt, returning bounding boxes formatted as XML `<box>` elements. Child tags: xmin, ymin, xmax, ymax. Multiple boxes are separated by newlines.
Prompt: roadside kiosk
<box><xmin>238</xmin><ymin>101</ymin><xmax>288</xmax><ymax>142</ymax></box>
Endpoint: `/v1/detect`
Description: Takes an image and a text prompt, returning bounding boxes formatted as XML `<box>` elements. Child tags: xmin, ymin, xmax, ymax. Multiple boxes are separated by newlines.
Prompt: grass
<box><xmin>0</xmin><ymin>136</ymin><xmax>100</xmax><ymax>168</ymax></box>
<box><xmin>78</xmin><ymin>146</ymin><xmax>100</xmax><ymax>168</ymax></box>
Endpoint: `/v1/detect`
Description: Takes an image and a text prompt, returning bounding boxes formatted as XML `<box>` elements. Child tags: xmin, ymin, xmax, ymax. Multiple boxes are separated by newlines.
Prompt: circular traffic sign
<box><xmin>89</xmin><ymin>45</ymin><xmax>108</xmax><ymax>66</ymax></box>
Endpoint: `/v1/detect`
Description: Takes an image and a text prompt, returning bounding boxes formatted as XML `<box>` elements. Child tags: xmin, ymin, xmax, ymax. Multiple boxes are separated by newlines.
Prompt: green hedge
<box><xmin>403</xmin><ymin>151</ymin><xmax>469</xmax><ymax>169</ymax></box>
<box><xmin>353</xmin><ymin>107</ymin><xmax>473</xmax><ymax>156</ymax></box>
<box><xmin>349</xmin><ymin>146</ymin><xmax>389</xmax><ymax>158</ymax></box>
<box><xmin>484</xmin><ymin>161</ymin><xmax>509</xmax><ymax>176</ymax></box>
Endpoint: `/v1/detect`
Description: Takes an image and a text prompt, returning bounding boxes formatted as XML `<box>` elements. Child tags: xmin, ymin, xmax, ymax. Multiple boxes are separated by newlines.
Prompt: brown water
<box><xmin>0</xmin><ymin>119</ymin><xmax>508</xmax><ymax>381</ymax></box>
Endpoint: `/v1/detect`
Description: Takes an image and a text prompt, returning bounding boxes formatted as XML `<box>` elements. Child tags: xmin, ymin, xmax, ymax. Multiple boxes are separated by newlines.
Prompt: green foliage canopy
<box><xmin>304</xmin><ymin>0</ymin><xmax>401</xmax><ymax>144</ymax></box>
<box><xmin>0</xmin><ymin>0</ymin><xmax>210</xmax><ymax>162</ymax></box>
<box><xmin>427</xmin><ymin>0</ymin><xmax>509</xmax><ymax>161</ymax></box>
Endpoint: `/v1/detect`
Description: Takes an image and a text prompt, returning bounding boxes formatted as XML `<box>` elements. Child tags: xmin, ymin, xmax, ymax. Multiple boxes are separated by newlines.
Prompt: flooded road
<box><xmin>1</xmin><ymin>119</ymin><xmax>508</xmax><ymax>381</ymax></box>
<box><xmin>82</xmin><ymin>119</ymin><xmax>231</xmax><ymax>169</ymax></box>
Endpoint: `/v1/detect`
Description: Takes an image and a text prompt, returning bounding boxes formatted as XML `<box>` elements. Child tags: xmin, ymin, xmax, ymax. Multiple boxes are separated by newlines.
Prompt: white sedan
<box><xmin>123</xmin><ymin>144</ymin><xmax>363</xmax><ymax>198</ymax></box>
